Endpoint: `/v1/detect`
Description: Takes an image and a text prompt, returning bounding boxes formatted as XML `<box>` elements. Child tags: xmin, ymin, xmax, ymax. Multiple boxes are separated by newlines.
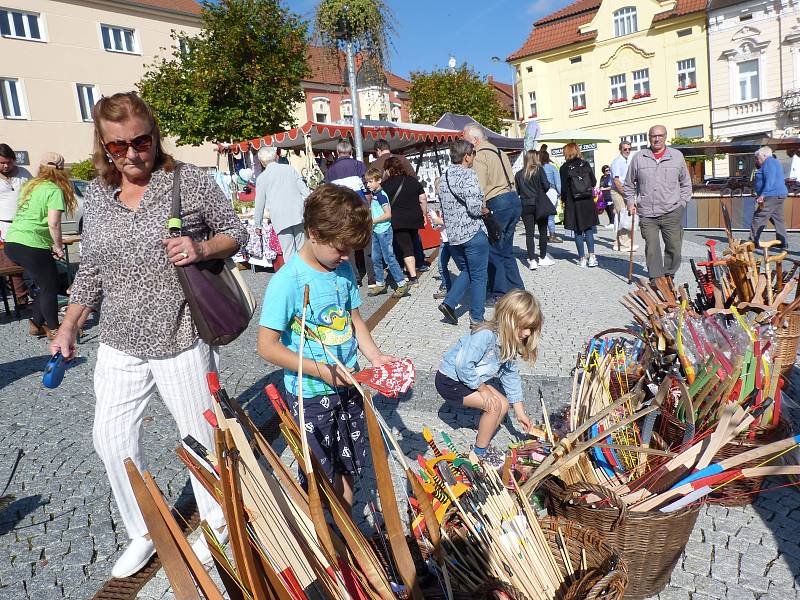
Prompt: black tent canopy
<box><xmin>434</xmin><ymin>112</ymin><xmax>523</xmax><ymax>151</ymax></box>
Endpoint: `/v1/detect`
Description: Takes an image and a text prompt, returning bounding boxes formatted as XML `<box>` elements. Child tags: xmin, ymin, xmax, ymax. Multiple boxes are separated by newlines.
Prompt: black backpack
<box><xmin>566</xmin><ymin>161</ymin><xmax>593</xmax><ymax>200</ymax></box>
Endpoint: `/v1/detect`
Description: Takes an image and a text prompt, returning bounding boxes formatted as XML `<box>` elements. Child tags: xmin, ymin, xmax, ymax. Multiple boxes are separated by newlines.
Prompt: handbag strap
<box><xmin>168</xmin><ymin>163</ymin><xmax>183</xmax><ymax>237</ymax></box>
<box><xmin>389</xmin><ymin>177</ymin><xmax>405</xmax><ymax>207</ymax></box>
<box><xmin>477</xmin><ymin>147</ymin><xmax>512</xmax><ymax>189</ymax></box>
<box><xmin>444</xmin><ymin>171</ymin><xmax>474</xmax><ymax>214</ymax></box>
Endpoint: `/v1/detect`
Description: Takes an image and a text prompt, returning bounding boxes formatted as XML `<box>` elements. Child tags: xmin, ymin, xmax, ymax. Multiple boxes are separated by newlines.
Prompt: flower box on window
<box><xmin>677</xmin><ymin>83</ymin><xmax>697</xmax><ymax>92</ymax></box>
<box><xmin>571</xmin><ymin>105</ymin><xmax>586</xmax><ymax>112</ymax></box>
<box><xmin>608</xmin><ymin>97</ymin><xmax>627</xmax><ymax>106</ymax></box>
<box><xmin>632</xmin><ymin>92</ymin><xmax>651</xmax><ymax>100</ymax></box>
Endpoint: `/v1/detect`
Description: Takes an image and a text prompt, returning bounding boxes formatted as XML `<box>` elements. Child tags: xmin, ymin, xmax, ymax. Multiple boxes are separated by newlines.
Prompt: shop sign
<box><xmin>550</xmin><ymin>143</ymin><xmax>597</xmax><ymax>157</ymax></box>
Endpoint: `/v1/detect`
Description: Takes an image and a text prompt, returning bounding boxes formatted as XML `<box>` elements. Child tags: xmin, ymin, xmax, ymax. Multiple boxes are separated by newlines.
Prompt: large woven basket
<box><xmin>706</xmin><ymin>417</ymin><xmax>792</xmax><ymax>506</ymax></box>
<box><xmin>654</xmin><ymin>414</ymin><xmax>791</xmax><ymax>506</ymax></box>
<box><xmin>589</xmin><ymin>329</ymin><xmax>651</xmax><ymax>403</ymax></box>
<box><xmin>427</xmin><ymin>514</ymin><xmax>627</xmax><ymax>600</ymax></box>
<box><xmin>543</xmin><ymin>480</ymin><xmax>700</xmax><ymax>600</ymax></box>
<box><xmin>540</xmin><ymin>516</ymin><xmax>628</xmax><ymax>600</ymax></box>
<box><xmin>774</xmin><ymin>311</ymin><xmax>800</xmax><ymax>375</ymax></box>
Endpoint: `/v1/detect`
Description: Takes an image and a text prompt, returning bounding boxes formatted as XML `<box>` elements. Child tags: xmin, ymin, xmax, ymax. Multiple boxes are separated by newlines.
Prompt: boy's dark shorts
<box><xmin>435</xmin><ymin>371</ymin><xmax>477</xmax><ymax>405</ymax></box>
<box><xmin>284</xmin><ymin>386</ymin><xmax>367</xmax><ymax>482</ymax></box>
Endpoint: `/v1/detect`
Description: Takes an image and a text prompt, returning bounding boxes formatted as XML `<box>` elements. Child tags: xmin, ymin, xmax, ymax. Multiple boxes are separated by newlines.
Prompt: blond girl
<box><xmin>436</xmin><ymin>290</ymin><xmax>541</xmax><ymax>461</ymax></box>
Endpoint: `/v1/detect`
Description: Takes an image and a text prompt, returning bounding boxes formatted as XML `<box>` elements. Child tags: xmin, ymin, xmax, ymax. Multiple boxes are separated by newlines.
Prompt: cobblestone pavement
<box><xmin>1</xmin><ymin>226</ymin><xmax>798</xmax><ymax>600</ymax></box>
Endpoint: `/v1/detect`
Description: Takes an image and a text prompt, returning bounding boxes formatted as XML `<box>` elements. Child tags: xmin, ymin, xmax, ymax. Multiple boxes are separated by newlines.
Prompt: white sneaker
<box><xmin>587</xmin><ymin>254</ymin><xmax>598</xmax><ymax>267</ymax></box>
<box><xmin>192</xmin><ymin>525</ymin><xmax>229</xmax><ymax>565</ymax></box>
<box><xmin>528</xmin><ymin>258</ymin><xmax>539</xmax><ymax>270</ymax></box>
<box><xmin>604</xmin><ymin>223</ymin><xmax>615</xmax><ymax>230</ymax></box>
<box><xmin>538</xmin><ymin>255</ymin><xmax>555</xmax><ymax>267</ymax></box>
<box><xmin>112</xmin><ymin>536</ymin><xmax>156</xmax><ymax>578</ymax></box>
<box><xmin>579</xmin><ymin>257</ymin><xmax>588</xmax><ymax>268</ymax></box>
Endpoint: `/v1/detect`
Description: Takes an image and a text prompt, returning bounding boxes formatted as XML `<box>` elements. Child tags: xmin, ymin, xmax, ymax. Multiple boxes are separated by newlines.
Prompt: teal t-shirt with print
<box><xmin>370</xmin><ymin>189</ymin><xmax>391</xmax><ymax>234</ymax></box>
<box><xmin>260</xmin><ymin>253</ymin><xmax>362</xmax><ymax>397</ymax></box>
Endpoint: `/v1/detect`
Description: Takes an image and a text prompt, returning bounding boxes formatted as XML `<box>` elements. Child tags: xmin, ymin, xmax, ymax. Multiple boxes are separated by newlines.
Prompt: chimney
<box><xmin>488</xmin><ymin>75</ymin><xmax>494</xmax><ymax>84</ymax></box>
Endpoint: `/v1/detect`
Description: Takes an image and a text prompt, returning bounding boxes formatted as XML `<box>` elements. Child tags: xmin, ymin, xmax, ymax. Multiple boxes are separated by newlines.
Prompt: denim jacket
<box><xmin>438</xmin><ymin>329</ymin><xmax>524</xmax><ymax>404</ymax></box>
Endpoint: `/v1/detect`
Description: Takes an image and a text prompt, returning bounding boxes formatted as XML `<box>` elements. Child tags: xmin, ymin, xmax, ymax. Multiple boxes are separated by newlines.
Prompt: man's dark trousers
<box><xmin>638</xmin><ymin>206</ymin><xmax>685</xmax><ymax>279</ymax></box>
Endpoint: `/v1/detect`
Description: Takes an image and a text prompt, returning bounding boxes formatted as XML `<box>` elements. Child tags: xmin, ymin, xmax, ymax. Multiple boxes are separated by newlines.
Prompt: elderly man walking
<box><xmin>254</xmin><ymin>146</ymin><xmax>310</xmax><ymax>261</ymax></box>
<box><xmin>624</xmin><ymin>125</ymin><xmax>692</xmax><ymax>280</ymax></box>
<box><xmin>751</xmin><ymin>146</ymin><xmax>788</xmax><ymax>248</ymax></box>
<box><xmin>462</xmin><ymin>123</ymin><xmax>524</xmax><ymax>297</ymax></box>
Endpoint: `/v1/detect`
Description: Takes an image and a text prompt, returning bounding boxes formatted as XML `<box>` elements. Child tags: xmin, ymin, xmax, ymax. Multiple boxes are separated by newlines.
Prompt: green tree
<box><xmin>409</xmin><ymin>65</ymin><xmax>505</xmax><ymax>132</ymax></box>
<box><xmin>69</xmin><ymin>158</ymin><xmax>96</xmax><ymax>181</ymax></box>
<box><xmin>137</xmin><ymin>0</ymin><xmax>310</xmax><ymax>145</ymax></box>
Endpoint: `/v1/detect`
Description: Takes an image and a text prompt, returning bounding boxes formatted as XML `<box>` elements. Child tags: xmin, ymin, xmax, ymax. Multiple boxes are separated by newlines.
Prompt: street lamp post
<box><xmin>345</xmin><ymin>40</ymin><xmax>364</xmax><ymax>161</ymax></box>
<box><xmin>492</xmin><ymin>56</ymin><xmax>518</xmax><ymax>133</ymax></box>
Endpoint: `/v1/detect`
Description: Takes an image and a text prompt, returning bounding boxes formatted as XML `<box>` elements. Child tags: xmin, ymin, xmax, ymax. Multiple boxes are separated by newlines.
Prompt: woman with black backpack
<box><xmin>515</xmin><ymin>150</ymin><xmax>556</xmax><ymax>270</ymax></box>
<box><xmin>560</xmin><ymin>143</ymin><xmax>599</xmax><ymax>268</ymax></box>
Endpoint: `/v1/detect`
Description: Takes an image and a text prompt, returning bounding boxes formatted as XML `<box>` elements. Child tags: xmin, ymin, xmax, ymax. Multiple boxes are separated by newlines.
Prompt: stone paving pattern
<box><xmin>0</xmin><ymin>226</ymin><xmax>798</xmax><ymax>600</ymax></box>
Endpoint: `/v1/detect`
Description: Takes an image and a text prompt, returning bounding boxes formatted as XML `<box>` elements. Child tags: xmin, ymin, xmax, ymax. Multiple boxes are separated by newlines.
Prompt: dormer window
<box><xmin>613</xmin><ymin>7</ymin><xmax>637</xmax><ymax>37</ymax></box>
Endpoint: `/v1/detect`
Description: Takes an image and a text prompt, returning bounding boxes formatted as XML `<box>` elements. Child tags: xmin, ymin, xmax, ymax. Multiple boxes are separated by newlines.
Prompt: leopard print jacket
<box><xmin>69</xmin><ymin>163</ymin><xmax>249</xmax><ymax>357</ymax></box>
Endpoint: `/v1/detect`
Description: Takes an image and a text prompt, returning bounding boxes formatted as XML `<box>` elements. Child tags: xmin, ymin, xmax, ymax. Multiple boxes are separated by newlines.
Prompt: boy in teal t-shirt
<box><xmin>365</xmin><ymin>167</ymin><xmax>408</xmax><ymax>298</ymax></box>
<box><xmin>258</xmin><ymin>184</ymin><xmax>397</xmax><ymax>511</ymax></box>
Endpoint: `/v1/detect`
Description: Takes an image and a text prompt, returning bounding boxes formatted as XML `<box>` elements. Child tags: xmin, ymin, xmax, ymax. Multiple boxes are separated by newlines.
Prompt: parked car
<box><xmin>61</xmin><ymin>179</ymin><xmax>86</xmax><ymax>235</ymax></box>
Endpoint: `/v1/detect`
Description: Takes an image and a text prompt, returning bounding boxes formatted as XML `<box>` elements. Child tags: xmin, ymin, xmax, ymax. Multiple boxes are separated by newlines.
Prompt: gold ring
<box><xmin>180</xmin><ymin>251</ymin><xmax>189</xmax><ymax>259</ymax></box>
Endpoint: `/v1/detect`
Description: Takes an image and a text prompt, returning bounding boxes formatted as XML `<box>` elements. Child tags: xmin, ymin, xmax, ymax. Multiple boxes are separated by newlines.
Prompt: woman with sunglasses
<box><xmin>4</xmin><ymin>152</ymin><xmax>76</xmax><ymax>338</ymax></box>
<box><xmin>50</xmin><ymin>92</ymin><xmax>248</xmax><ymax>579</ymax></box>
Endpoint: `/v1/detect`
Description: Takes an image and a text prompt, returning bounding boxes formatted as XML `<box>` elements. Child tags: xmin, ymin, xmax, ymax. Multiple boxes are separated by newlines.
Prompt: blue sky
<box><xmin>286</xmin><ymin>0</ymin><xmax>575</xmax><ymax>84</ymax></box>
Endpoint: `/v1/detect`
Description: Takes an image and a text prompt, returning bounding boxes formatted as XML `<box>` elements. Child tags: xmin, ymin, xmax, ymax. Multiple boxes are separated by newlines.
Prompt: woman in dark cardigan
<box><xmin>560</xmin><ymin>143</ymin><xmax>599</xmax><ymax>268</ymax></box>
<box><xmin>515</xmin><ymin>150</ymin><xmax>556</xmax><ymax>270</ymax></box>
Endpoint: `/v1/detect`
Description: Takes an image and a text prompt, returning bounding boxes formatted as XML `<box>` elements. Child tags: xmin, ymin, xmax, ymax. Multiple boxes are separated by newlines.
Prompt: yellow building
<box><xmin>509</xmin><ymin>0</ymin><xmax>710</xmax><ymax>174</ymax></box>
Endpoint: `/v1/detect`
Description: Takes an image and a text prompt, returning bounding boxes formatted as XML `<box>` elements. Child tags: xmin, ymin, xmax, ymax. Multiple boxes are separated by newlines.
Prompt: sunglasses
<box><xmin>103</xmin><ymin>133</ymin><xmax>154</xmax><ymax>158</ymax></box>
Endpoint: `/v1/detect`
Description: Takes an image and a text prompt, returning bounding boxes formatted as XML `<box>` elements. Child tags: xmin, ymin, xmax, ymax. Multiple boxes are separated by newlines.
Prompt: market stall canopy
<box><xmin>217</xmin><ymin>120</ymin><xmax>461</xmax><ymax>154</ymax></box>
<box><xmin>672</xmin><ymin>137</ymin><xmax>800</xmax><ymax>157</ymax></box>
<box><xmin>434</xmin><ymin>112</ymin><xmax>523</xmax><ymax>150</ymax></box>
<box><xmin>537</xmin><ymin>129</ymin><xmax>611</xmax><ymax>144</ymax></box>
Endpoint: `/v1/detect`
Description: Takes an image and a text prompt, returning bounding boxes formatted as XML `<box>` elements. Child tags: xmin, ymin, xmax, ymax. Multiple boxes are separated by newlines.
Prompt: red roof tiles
<box><xmin>487</xmin><ymin>76</ymin><xmax>514</xmax><ymax>113</ymax></box>
<box><xmin>509</xmin><ymin>9</ymin><xmax>599</xmax><ymax>60</ymax></box>
<box><xmin>653</xmin><ymin>0</ymin><xmax>707</xmax><ymax>22</ymax></box>
<box><xmin>304</xmin><ymin>46</ymin><xmax>409</xmax><ymax>92</ymax></box>
<box><xmin>509</xmin><ymin>0</ymin><xmax>706</xmax><ymax>62</ymax></box>
<box><xmin>125</xmin><ymin>0</ymin><xmax>202</xmax><ymax>16</ymax></box>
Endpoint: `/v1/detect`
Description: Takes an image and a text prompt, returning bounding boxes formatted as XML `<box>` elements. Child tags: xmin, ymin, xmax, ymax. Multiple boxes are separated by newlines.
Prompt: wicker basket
<box><xmin>654</xmin><ymin>414</ymin><xmax>791</xmax><ymax>506</ymax></box>
<box><xmin>543</xmin><ymin>480</ymin><xmax>700</xmax><ymax>600</ymax></box>
<box><xmin>706</xmin><ymin>417</ymin><xmax>793</xmax><ymax>506</ymax></box>
<box><xmin>774</xmin><ymin>311</ymin><xmax>800</xmax><ymax>375</ymax></box>
<box><xmin>589</xmin><ymin>329</ymin><xmax>651</xmax><ymax>403</ymax></box>
<box><xmin>540</xmin><ymin>517</ymin><xmax>628</xmax><ymax>600</ymax></box>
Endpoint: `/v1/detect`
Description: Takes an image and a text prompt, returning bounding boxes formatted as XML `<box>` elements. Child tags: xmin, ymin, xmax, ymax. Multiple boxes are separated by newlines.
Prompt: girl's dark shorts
<box><xmin>435</xmin><ymin>371</ymin><xmax>477</xmax><ymax>405</ymax></box>
<box><xmin>393</xmin><ymin>228</ymin><xmax>416</xmax><ymax>259</ymax></box>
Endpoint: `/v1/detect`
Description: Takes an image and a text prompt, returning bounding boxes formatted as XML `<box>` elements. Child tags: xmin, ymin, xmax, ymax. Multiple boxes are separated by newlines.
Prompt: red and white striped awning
<box><xmin>217</xmin><ymin>120</ymin><xmax>462</xmax><ymax>154</ymax></box>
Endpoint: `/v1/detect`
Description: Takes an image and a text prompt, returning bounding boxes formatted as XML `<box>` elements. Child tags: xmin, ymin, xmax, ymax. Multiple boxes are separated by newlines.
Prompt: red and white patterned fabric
<box><xmin>354</xmin><ymin>358</ymin><xmax>416</xmax><ymax>398</ymax></box>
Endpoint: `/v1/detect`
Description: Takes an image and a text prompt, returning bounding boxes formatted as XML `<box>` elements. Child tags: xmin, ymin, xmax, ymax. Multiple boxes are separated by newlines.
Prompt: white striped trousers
<box><xmin>93</xmin><ymin>340</ymin><xmax>225</xmax><ymax>540</ymax></box>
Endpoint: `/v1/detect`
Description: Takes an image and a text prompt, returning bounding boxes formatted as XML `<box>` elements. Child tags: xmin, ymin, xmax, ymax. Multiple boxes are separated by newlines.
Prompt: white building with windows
<box><xmin>0</xmin><ymin>0</ymin><xmax>216</xmax><ymax>169</ymax></box>
<box><xmin>708</xmin><ymin>0</ymin><xmax>800</xmax><ymax>176</ymax></box>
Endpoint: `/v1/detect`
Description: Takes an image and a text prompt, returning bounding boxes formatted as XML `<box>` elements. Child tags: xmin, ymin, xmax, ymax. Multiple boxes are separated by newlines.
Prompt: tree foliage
<box><xmin>69</xmin><ymin>158</ymin><xmax>96</xmax><ymax>181</ymax></box>
<box><xmin>409</xmin><ymin>65</ymin><xmax>505</xmax><ymax>132</ymax></box>
<box><xmin>137</xmin><ymin>0</ymin><xmax>310</xmax><ymax>145</ymax></box>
